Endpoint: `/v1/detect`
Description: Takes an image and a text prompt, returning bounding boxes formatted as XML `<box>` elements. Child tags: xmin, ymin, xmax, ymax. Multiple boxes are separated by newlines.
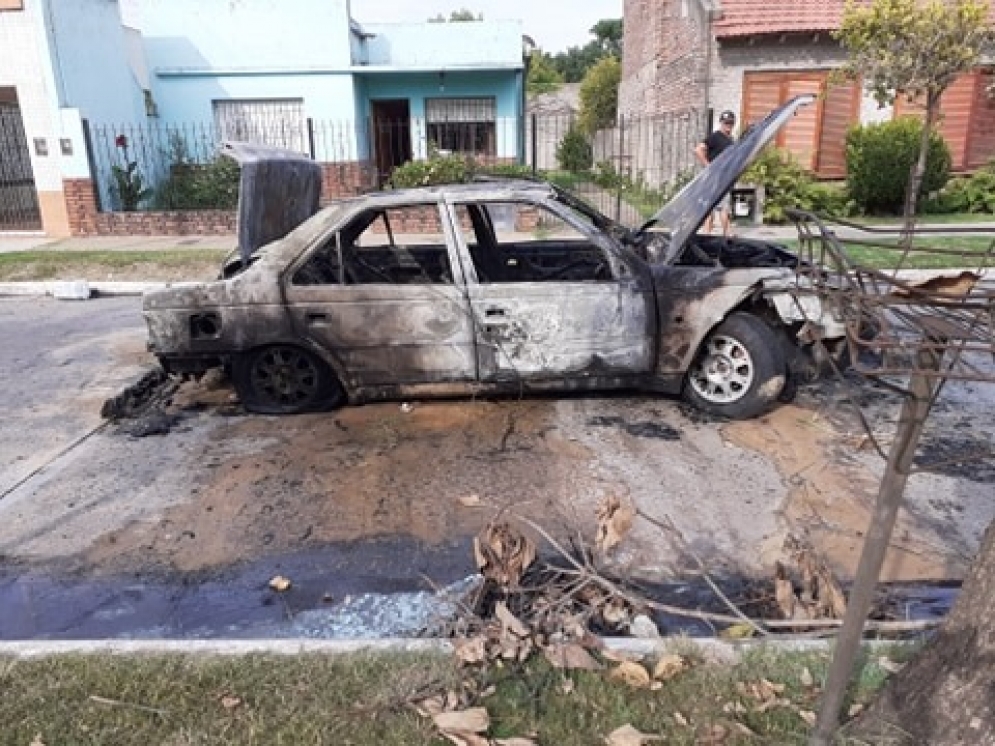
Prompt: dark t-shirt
<box><xmin>703</xmin><ymin>130</ymin><xmax>734</xmax><ymax>163</ymax></box>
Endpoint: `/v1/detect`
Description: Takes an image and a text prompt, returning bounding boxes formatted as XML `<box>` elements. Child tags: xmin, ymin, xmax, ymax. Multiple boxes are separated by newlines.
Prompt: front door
<box><xmin>283</xmin><ymin>201</ymin><xmax>477</xmax><ymax>387</ymax></box>
<box><xmin>448</xmin><ymin>199</ymin><xmax>654</xmax><ymax>383</ymax></box>
<box><xmin>370</xmin><ymin>99</ymin><xmax>412</xmax><ymax>186</ymax></box>
<box><xmin>0</xmin><ymin>89</ymin><xmax>41</xmax><ymax>231</ymax></box>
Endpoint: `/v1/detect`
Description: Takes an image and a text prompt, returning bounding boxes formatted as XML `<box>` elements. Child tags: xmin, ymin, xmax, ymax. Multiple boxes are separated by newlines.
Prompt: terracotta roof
<box><xmin>713</xmin><ymin>0</ymin><xmax>846</xmax><ymax>39</ymax></box>
<box><xmin>713</xmin><ymin>0</ymin><xmax>995</xmax><ymax>40</ymax></box>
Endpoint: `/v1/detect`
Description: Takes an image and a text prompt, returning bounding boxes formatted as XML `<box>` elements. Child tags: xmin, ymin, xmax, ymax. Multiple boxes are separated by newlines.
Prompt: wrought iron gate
<box><xmin>0</xmin><ymin>103</ymin><xmax>42</xmax><ymax>231</ymax></box>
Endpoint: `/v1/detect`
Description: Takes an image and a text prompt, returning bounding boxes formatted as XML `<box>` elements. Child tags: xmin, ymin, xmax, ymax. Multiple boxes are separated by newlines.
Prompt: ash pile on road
<box><xmin>101</xmin><ymin>366</ymin><xmax>182</xmax><ymax>437</ymax></box>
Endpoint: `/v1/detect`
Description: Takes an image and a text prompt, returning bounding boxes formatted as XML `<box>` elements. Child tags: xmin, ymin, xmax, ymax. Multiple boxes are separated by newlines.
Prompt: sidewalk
<box><xmin>0</xmin><ymin>220</ymin><xmax>990</xmax><ymax>299</ymax></box>
<box><xmin>0</xmin><ymin>234</ymin><xmax>235</xmax><ymax>254</ymax></box>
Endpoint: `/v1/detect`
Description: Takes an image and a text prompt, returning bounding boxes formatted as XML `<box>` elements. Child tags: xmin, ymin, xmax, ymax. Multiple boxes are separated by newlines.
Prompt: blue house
<box><xmin>138</xmin><ymin>0</ymin><xmax>525</xmax><ymax>182</ymax></box>
<box><xmin>0</xmin><ymin>0</ymin><xmax>526</xmax><ymax>235</ymax></box>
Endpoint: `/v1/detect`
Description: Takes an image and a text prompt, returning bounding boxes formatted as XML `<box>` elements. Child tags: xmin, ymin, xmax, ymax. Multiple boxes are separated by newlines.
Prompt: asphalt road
<box><xmin>0</xmin><ymin>295</ymin><xmax>992</xmax><ymax>639</ymax></box>
<box><xmin>0</xmin><ymin>296</ymin><xmax>147</xmax><ymax>499</ymax></box>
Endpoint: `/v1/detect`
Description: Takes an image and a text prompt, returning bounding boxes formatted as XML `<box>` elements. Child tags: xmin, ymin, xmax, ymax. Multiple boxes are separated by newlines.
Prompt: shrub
<box><xmin>740</xmin><ymin>148</ymin><xmax>855</xmax><ymax>223</ymax></box>
<box><xmin>556</xmin><ymin>124</ymin><xmax>593</xmax><ymax>173</ymax></box>
<box><xmin>388</xmin><ymin>146</ymin><xmax>472</xmax><ymax>188</ymax></box>
<box><xmin>924</xmin><ymin>162</ymin><xmax>995</xmax><ymax>215</ymax></box>
<box><xmin>154</xmin><ymin>134</ymin><xmax>240</xmax><ymax>210</ymax></box>
<box><xmin>845</xmin><ymin>117</ymin><xmax>951</xmax><ymax>215</ymax></box>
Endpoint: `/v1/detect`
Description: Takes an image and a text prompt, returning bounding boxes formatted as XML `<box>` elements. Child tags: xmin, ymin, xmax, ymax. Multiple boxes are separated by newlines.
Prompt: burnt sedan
<box><xmin>144</xmin><ymin>95</ymin><xmax>845</xmax><ymax>419</ymax></box>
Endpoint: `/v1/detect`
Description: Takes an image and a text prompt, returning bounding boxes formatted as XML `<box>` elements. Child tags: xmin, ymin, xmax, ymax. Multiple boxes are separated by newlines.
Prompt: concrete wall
<box><xmin>359</xmin><ymin>20</ymin><xmax>524</xmax><ymax>70</ymax></box>
<box><xmin>44</xmin><ymin>0</ymin><xmax>147</xmax><ymax>123</ymax></box>
<box><xmin>139</xmin><ymin>0</ymin><xmax>357</xmax><ymax>124</ymax></box>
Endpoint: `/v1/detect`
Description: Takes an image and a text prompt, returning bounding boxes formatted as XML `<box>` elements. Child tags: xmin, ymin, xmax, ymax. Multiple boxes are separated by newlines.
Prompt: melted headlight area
<box><xmin>189</xmin><ymin>312</ymin><xmax>222</xmax><ymax>340</ymax></box>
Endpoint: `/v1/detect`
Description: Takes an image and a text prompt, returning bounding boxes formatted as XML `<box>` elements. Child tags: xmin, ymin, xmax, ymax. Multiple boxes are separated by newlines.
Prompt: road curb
<box><xmin>0</xmin><ymin>281</ymin><xmax>192</xmax><ymax>298</ymax></box>
<box><xmin>0</xmin><ymin>636</ymin><xmax>908</xmax><ymax>661</ymax></box>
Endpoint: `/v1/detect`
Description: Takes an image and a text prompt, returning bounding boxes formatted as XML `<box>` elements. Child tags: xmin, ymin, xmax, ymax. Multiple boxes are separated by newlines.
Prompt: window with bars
<box><xmin>425</xmin><ymin>97</ymin><xmax>496</xmax><ymax>156</ymax></box>
<box><xmin>213</xmin><ymin>99</ymin><xmax>306</xmax><ymax>153</ymax></box>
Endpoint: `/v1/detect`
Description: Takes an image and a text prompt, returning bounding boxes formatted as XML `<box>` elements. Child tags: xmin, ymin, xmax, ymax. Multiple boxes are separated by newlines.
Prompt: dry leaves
<box><xmin>415</xmin><ymin>698</ymin><xmax>536</xmax><ymax>746</ymax></box>
<box><xmin>651</xmin><ymin>653</ymin><xmax>688</xmax><ymax>682</ymax></box>
<box><xmin>604</xmin><ymin>723</ymin><xmax>662</xmax><ymax>745</ymax></box>
<box><xmin>267</xmin><ymin>575</ymin><xmax>291</xmax><ymax>592</ymax></box>
<box><xmin>474</xmin><ymin>522</ymin><xmax>536</xmax><ymax>588</ymax></box>
<box><xmin>609</xmin><ymin>660</ymin><xmax>653</xmax><ymax>689</ymax></box>
<box><xmin>774</xmin><ymin>539</ymin><xmax>847</xmax><ymax>621</ymax></box>
<box><xmin>596</xmin><ymin>496</ymin><xmax>635</xmax><ymax>554</ymax></box>
<box><xmin>544</xmin><ymin>643</ymin><xmax>603</xmax><ymax>671</ymax></box>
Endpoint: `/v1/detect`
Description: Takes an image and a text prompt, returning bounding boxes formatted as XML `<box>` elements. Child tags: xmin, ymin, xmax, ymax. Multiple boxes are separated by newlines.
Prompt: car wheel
<box><xmin>233</xmin><ymin>345</ymin><xmax>344</xmax><ymax>414</ymax></box>
<box><xmin>684</xmin><ymin>313</ymin><xmax>787</xmax><ymax>420</ymax></box>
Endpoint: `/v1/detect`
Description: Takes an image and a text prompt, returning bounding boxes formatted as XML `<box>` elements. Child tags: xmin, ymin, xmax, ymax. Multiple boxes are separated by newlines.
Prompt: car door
<box><xmin>446</xmin><ymin>197</ymin><xmax>654</xmax><ymax>384</ymax></box>
<box><xmin>282</xmin><ymin>200</ymin><xmax>477</xmax><ymax>387</ymax></box>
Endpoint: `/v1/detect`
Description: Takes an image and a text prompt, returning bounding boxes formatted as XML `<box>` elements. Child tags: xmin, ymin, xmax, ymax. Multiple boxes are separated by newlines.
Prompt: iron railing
<box><xmin>83</xmin><ymin>109</ymin><xmax>708</xmax><ymax>226</ymax></box>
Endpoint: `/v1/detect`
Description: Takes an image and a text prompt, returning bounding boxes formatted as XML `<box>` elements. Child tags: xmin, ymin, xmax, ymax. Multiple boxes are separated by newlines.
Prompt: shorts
<box><xmin>713</xmin><ymin>192</ymin><xmax>731</xmax><ymax>213</ymax></box>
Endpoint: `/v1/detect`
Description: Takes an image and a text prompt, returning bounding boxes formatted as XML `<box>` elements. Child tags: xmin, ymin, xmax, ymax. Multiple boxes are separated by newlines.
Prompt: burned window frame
<box><xmin>449</xmin><ymin>197</ymin><xmax>621</xmax><ymax>285</ymax></box>
<box><xmin>293</xmin><ymin>202</ymin><xmax>457</xmax><ymax>286</ymax></box>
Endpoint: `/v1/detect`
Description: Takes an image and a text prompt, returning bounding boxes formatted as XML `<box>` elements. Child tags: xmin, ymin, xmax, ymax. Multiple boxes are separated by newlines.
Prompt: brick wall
<box><xmin>94</xmin><ymin>211</ymin><xmax>237</xmax><ymax>236</ymax></box>
<box><xmin>620</xmin><ymin>0</ymin><xmax>711</xmax><ymax>118</ymax></box>
<box><xmin>64</xmin><ymin>160</ymin><xmax>375</xmax><ymax>236</ymax></box>
<box><xmin>320</xmin><ymin>160</ymin><xmax>376</xmax><ymax>202</ymax></box>
<box><xmin>63</xmin><ymin>179</ymin><xmax>99</xmax><ymax>236</ymax></box>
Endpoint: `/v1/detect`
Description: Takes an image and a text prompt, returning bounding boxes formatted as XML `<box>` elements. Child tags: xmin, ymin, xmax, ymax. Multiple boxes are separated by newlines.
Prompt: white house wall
<box><xmin>0</xmin><ymin>0</ymin><xmax>70</xmax><ymax>232</ymax></box>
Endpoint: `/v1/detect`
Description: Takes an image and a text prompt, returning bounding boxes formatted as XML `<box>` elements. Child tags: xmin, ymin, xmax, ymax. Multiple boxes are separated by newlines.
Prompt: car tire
<box><xmin>233</xmin><ymin>345</ymin><xmax>344</xmax><ymax>415</ymax></box>
<box><xmin>683</xmin><ymin>313</ymin><xmax>787</xmax><ymax>420</ymax></box>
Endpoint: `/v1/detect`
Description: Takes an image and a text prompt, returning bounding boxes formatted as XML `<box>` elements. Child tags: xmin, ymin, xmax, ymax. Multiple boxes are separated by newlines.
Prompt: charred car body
<box><xmin>144</xmin><ymin>95</ymin><xmax>845</xmax><ymax>419</ymax></box>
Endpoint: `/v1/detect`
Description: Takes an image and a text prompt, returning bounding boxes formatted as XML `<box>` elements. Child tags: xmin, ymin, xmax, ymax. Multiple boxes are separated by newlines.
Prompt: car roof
<box><xmin>347</xmin><ymin>179</ymin><xmax>557</xmax><ymax>205</ymax></box>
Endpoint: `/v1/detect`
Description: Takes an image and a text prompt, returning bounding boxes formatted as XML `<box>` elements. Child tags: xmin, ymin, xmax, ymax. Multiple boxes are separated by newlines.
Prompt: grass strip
<box><xmin>0</xmin><ymin>646</ymin><xmax>915</xmax><ymax>745</ymax></box>
<box><xmin>0</xmin><ymin>249</ymin><xmax>228</xmax><ymax>281</ymax></box>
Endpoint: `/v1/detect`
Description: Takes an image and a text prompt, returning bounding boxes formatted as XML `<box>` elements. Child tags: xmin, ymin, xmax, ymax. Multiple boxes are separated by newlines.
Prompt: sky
<box><xmin>349</xmin><ymin>0</ymin><xmax>624</xmax><ymax>54</ymax></box>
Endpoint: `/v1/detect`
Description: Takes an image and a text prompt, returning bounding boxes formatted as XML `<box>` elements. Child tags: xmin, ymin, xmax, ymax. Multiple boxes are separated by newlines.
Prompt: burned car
<box><xmin>144</xmin><ymin>95</ymin><xmax>845</xmax><ymax>419</ymax></box>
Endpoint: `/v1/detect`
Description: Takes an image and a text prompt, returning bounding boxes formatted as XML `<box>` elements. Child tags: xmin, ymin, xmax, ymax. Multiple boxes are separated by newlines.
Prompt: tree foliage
<box><xmin>527</xmin><ymin>51</ymin><xmax>565</xmax><ymax>96</ymax></box>
<box><xmin>578</xmin><ymin>56</ymin><xmax>620</xmax><ymax>134</ymax></box>
<box><xmin>548</xmin><ymin>18</ymin><xmax>623</xmax><ymax>83</ymax></box>
<box><xmin>428</xmin><ymin>8</ymin><xmax>482</xmax><ymax>22</ymax></box>
<box><xmin>835</xmin><ymin>0</ymin><xmax>993</xmax><ymax>218</ymax></box>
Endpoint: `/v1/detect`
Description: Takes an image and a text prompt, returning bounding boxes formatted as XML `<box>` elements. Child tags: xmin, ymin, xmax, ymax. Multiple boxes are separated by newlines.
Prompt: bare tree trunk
<box><xmin>845</xmin><ymin>520</ymin><xmax>995</xmax><ymax>745</ymax></box>
<box><xmin>901</xmin><ymin>90</ymin><xmax>940</xmax><ymax>243</ymax></box>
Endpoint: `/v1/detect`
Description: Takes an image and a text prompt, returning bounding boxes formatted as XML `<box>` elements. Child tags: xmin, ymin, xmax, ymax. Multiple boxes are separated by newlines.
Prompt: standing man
<box><xmin>694</xmin><ymin>109</ymin><xmax>736</xmax><ymax>236</ymax></box>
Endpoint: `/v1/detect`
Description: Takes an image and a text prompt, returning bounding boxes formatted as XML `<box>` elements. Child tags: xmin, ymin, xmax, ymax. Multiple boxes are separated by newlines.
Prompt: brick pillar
<box><xmin>63</xmin><ymin>178</ymin><xmax>99</xmax><ymax>236</ymax></box>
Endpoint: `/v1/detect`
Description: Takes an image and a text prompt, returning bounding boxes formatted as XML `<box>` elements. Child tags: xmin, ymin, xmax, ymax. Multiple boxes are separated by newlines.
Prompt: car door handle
<box><xmin>484</xmin><ymin>307</ymin><xmax>507</xmax><ymax>318</ymax></box>
<box><xmin>305</xmin><ymin>312</ymin><xmax>328</xmax><ymax>324</ymax></box>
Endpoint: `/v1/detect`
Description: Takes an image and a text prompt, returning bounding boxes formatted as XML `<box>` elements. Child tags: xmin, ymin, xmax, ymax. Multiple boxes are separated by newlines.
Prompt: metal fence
<box><xmin>0</xmin><ymin>103</ymin><xmax>42</xmax><ymax>231</ymax></box>
<box><xmin>84</xmin><ymin>108</ymin><xmax>707</xmax><ymax>226</ymax></box>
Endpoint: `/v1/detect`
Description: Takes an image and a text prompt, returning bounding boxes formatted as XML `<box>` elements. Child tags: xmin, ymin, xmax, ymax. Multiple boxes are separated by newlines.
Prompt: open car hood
<box><xmin>221</xmin><ymin>141</ymin><xmax>323</xmax><ymax>265</ymax></box>
<box><xmin>640</xmin><ymin>94</ymin><xmax>816</xmax><ymax>265</ymax></box>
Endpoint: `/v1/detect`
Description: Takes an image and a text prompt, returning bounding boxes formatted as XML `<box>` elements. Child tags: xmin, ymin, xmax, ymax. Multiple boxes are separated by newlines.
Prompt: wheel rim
<box><xmin>688</xmin><ymin>334</ymin><xmax>755</xmax><ymax>404</ymax></box>
<box><xmin>250</xmin><ymin>347</ymin><xmax>320</xmax><ymax>408</ymax></box>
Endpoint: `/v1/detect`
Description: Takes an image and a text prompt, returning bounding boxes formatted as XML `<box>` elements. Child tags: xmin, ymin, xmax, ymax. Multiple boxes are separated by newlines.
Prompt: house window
<box><xmin>426</xmin><ymin>97</ymin><xmax>496</xmax><ymax>156</ymax></box>
<box><xmin>213</xmin><ymin>98</ymin><xmax>305</xmax><ymax>153</ymax></box>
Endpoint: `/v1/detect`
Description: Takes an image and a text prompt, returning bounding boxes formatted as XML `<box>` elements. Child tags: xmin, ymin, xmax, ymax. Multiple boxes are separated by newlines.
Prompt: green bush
<box><xmin>556</xmin><ymin>124</ymin><xmax>594</xmax><ymax>173</ymax></box>
<box><xmin>478</xmin><ymin>162</ymin><xmax>536</xmax><ymax>180</ymax></box>
<box><xmin>388</xmin><ymin>146</ymin><xmax>473</xmax><ymax>188</ymax></box>
<box><xmin>923</xmin><ymin>163</ymin><xmax>995</xmax><ymax>215</ymax></box>
<box><xmin>845</xmin><ymin>117</ymin><xmax>951</xmax><ymax>215</ymax></box>
<box><xmin>740</xmin><ymin>147</ymin><xmax>851</xmax><ymax>224</ymax></box>
<box><xmin>154</xmin><ymin>135</ymin><xmax>240</xmax><ymax>210</ymax></box>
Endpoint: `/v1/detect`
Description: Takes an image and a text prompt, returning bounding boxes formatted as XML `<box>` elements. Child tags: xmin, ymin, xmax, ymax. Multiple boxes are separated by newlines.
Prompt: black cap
<box><xmin>719</xmin><ymin>110</ymin><xmax>736</xmax><ymax>123</ymax></box>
